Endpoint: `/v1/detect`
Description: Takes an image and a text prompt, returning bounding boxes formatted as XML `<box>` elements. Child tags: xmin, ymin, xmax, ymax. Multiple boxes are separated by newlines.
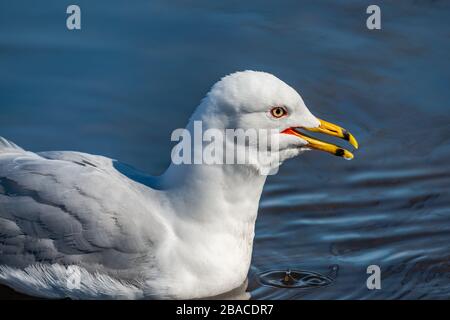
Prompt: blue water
<box><xmin>1</xmin><ymin>0</ymin><xmax>450</xmax><ymax>299</ymax></box>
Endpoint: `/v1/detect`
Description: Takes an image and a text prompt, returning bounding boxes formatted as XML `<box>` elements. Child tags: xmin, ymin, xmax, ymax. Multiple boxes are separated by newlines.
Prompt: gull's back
<box><xmin>0</xmin><ymin>137</ymin><xmax>168</xmax><ymax>298</ymax></box>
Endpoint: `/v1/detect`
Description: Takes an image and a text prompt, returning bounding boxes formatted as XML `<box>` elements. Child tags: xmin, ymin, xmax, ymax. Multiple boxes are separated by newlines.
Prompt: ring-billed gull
<box><xmin>0</xmin><ymin>71</ymin><xmax>358</xmax><ymax>299</ymax></box>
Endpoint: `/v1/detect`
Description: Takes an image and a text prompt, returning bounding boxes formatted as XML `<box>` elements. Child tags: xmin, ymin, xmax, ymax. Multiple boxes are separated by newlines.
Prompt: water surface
<box><xmin>1</xmin><ymin>0</ymin><xmax>449</xmax><ymax>299</ymax></box>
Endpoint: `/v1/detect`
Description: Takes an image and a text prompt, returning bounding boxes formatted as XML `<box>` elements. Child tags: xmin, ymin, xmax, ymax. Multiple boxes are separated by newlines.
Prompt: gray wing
<box><xmin>0</xmin><ymin>138</ymin><xmax>166</xmax><ymax>280</ymax></box>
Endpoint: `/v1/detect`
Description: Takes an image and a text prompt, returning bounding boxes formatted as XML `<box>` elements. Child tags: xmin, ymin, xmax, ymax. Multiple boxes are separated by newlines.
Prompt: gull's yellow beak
<box><xmin>282</xmin><ymin>118</ymin><xmax>359</xmax><ymax>160</ymax></box>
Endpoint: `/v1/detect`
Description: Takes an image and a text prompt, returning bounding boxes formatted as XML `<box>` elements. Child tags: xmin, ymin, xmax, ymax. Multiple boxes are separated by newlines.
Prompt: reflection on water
<box><xmin>1</xmin><ymin>0</ymin><xmax>450</xmax><ymax>299</ymax></box>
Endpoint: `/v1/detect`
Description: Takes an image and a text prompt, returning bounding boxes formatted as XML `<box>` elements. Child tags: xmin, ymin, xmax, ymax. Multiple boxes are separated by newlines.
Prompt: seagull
<box><xmin>0</xmin><ymin>71</ymin><xmax>358</xmax><ymax>299</ymax></box>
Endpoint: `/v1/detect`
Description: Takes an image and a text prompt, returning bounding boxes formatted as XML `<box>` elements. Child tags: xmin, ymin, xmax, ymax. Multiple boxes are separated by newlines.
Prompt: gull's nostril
<box><xmin>343</xmin><ymin>130</ymin><xmax>350</xmax><ymax>141</ymax></box>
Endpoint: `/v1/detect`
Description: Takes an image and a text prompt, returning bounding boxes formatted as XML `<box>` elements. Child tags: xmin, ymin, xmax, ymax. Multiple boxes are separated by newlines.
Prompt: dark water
<box><xmin>1</xmin><ymin>0</ymin><xmax>450</xmax><ymax>299</ymax></box>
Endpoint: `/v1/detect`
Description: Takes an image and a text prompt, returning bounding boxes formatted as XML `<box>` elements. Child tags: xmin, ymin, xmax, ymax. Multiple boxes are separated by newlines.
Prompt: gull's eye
<box><xmin>270</xmin><ymin>106</ymin><xmax>287</xmax><ymax>118</ymax></box>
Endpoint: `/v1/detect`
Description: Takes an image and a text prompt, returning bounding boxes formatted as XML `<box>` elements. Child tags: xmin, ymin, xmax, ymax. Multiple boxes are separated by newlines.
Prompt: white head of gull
<box><xmin>0</xmin><ymin>71</ymin><xmax>358</xmax><ymax>299</ymax></box>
